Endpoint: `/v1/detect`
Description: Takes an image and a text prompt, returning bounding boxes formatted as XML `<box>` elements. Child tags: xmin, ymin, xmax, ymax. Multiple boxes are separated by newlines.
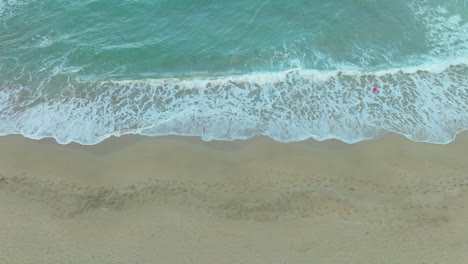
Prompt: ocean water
<box><xmin>0</xmin><ymin>0</ymin><xmax>467</xmax><ymax>144</ymax></box>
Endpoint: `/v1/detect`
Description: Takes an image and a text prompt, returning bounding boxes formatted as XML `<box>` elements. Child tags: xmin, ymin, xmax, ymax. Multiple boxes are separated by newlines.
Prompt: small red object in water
<box><xmin>372</xmin><ymin>87</ymin><xmax>378</xmax><ymax>92</ymax></box>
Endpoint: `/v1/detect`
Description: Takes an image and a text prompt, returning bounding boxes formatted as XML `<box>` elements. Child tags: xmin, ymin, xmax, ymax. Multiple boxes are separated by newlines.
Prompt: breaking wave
<box><xmin>1</xmin><ymin>60</ymin><xmax>467</xmax><ymax>145</ymax></box>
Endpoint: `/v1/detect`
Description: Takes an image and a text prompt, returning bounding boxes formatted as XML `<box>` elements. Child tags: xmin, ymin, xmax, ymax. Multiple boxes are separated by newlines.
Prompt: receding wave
<box><xmin>1</xmin><ymin>60</ymin><xmax>467</xmax><ymax>145</ymax></box>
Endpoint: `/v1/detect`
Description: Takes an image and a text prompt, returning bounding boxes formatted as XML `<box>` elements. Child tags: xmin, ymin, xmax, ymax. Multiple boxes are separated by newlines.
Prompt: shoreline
<box><xmin>1</xmin><ymin>133</ymin><xmax>468</xmax><ymax>263</ymax></box>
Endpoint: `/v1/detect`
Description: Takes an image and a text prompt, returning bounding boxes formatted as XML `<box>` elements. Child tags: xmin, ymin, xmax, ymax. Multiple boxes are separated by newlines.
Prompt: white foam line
<box><xmin>110</xmin><ymin>57</ymin><xmax>468</xmax><ymax>88</ymax></box>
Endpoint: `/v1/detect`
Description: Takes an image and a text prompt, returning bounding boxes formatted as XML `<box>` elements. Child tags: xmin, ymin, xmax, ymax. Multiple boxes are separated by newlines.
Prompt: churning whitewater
<box><xmin>0</xmin><ymin>0</ymin><xmax>467</xmax><ymax>144</ymax></box>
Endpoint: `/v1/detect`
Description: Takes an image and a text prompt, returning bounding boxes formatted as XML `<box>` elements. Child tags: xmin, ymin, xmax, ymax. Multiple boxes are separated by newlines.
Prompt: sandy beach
<box><xmin>1</xmin><ymin>133</ymin><xmax>467</xmax><ymax>263</ymax></box>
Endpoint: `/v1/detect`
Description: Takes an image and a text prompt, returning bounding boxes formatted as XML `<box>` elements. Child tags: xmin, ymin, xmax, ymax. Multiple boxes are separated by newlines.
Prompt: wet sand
<box><xmin>0</xmin><ymin>133</ymin><xmax>467</xmax><ymax>263</ymax></box>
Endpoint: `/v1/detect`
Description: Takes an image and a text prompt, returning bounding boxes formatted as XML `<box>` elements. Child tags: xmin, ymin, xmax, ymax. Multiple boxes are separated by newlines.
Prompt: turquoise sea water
<box><xmin>0</xmin><ymin>0</ymin><xmax>467</xmax><ymax>144</ymax></box>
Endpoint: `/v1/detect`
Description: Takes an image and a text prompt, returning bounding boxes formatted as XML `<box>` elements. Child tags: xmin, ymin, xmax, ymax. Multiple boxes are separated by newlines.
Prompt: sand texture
<box><xmin>0</xmin><ymin>134</ymin><xmax>467</xmax><ymax>264</ymax></box>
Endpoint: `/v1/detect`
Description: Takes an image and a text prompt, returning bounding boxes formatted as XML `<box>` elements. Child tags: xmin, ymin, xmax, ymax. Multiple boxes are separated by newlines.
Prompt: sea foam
<box><xmin>1</xmin><ymin>60</ymin><xmax>467</xmax><ymax>145</ymax></box>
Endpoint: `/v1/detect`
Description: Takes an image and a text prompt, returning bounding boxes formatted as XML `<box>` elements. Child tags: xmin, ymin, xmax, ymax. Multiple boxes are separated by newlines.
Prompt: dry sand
<box><xmin>0</xmin><ymin>133</ymin><xmax>467</xmax><ymax>263</ymax></box>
